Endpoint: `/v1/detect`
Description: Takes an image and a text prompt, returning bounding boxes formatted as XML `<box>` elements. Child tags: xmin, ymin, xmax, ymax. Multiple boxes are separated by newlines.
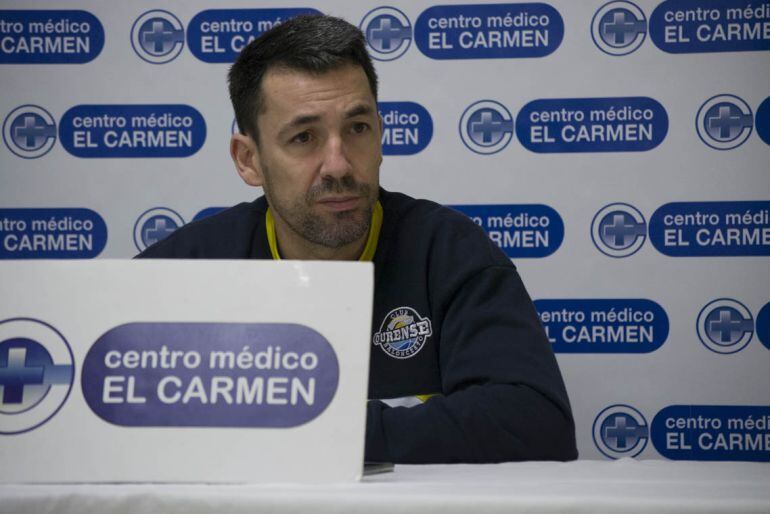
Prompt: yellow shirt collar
<box><xmin>265</xmin><ymin>201</ymin><xmax>383</xmax><ymax>261</ymax></box>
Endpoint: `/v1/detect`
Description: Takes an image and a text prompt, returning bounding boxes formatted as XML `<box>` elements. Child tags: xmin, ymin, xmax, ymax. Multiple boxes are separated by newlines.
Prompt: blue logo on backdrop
<box><xmin>0</xmin><ymin>208</ymin><xmax>107</xmax><ymax>259</ymax></box>
<box><xmin>591</xmin><ymin>203</ymin><xmax>647</xmax><ymax>258</ymax></box>
<box><xmin>459</xmin><ymin>100</ymin><xmax>514</xmax><ymax>155</ymax></box>
<box><xmin>450</xmin><ymin>204</ymin><xmax>563</xmax><ymax>258</ymax></box>
<box><xmin>591</xmin><ymin>1</ymin><xmax>648</xmax><ymax>56</ymax></box>
<box><xmin>379</xmin><ymin>101</ymin><xmax>433</xmax><ymax>155</ymax></box>
<box><xmin>3</xmin><ymin>105</ymin><xmax>57</xmax><ymax>159</ymax></box>
<box><xmin>193</xmin><ymin>207</ymin><xmax>227</xmax><ymax>222</ymax></box>
<box><xmin>0</xmin><ymin>10</ymin><xmax>104</xmax><ymax>64</ymax></box>
<box><xmin>757</xmin><ymin>302</ymin><xmax>770</xmax><ymax>351</ymax></box>
<box><xmin>59</xmin><ymin>105</ymin><xmax>206</xmax><ymax>158</ymax></box>
<box><xmin>131</xmin><ymin>10</ymin><xmax>185</xmax><ymax>64</ymax></box>
<box><xmin>415</xmin><ymin>3</ymin><xmax>564</xmax><ymax>59</ymax></box>
<box><xmin>652</xmin><ymin>405</ymin><xmax>770</xmax><ymax>462</ymax></box>
<box><xmin>756</xmin><ymin>96</ymin><xmax>770</xmax><ymax>146</ymax></box>
<box><xmin>649</xmin><ymin>201</ymin><xmax>770</xmax><ymax>257</ymax></box>
<box><xmin>516</xmin><ymin>97</ymin><xmax>668</xmax><ymax>153</ymax></box>
<box><xmin>187</xmin><ymin>9</ymin><xmax>321</xmax><ymax>63</ymax></box>
<box><xmin>81</xmin><ymin>322</ymin><xmax>338</xmax><ymax>427</ymax></box>
<box><xmin>133</xmin><ymin>207</ymin><xmax>185</xmax><ymax>252</ymax></box>
<box><xmin>0</xmin><ymin>318</ymin><xmax>74</xmax><ymax>435</ymax></box>
<box><xmin>696</xmin><ymin>95</ymin><xmax>753</xmax><ymax>150</ymax></box>
<box><xmin>650</xmin><ymin>0</ymin><xmax>770</xmax><ymax>54</ymax></box>
<box><xmin>593</xmin><ymin>404</ymin><xmax>649</xmax><ymax>459</ymax></box>
<box><xmin>361</xmin><ymin>7</ymin><xmax>413</xmax><ymax>61</ymax></box>
<box><xmin>696</xmin><ymin>299</ymin><xmax>754</xmax><ymax>354</ymax></box>
<box><xmin>535</xmin><ymin>299</ymin><xmax>669</xmax><ymax>353</ymax></box>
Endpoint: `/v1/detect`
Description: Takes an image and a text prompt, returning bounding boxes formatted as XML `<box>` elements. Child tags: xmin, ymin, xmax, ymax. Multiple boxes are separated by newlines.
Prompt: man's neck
<box><xmin>272</xmin><ymin>215</ymin><xmax>367</xmax><ymax>261</ymax></box>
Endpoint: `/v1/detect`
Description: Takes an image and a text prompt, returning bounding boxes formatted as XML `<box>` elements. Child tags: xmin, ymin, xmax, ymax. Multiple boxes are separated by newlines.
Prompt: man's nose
<box><xmin>319</xmin><ymin>136</ymin><xmax>353</xmax><ymax>179</ymax></box>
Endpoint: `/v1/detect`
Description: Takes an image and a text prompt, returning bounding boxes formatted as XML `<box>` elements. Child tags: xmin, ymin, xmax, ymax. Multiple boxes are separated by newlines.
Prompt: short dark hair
<box><xmin>228</xmin><ymin>15</ymin><xmax>378</xmax><ymax>143</ymax></box>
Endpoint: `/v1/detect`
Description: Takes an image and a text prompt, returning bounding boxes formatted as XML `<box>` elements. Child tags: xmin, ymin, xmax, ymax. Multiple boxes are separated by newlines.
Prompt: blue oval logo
<box><xmin>649</xmin><ymin>201</ymin><xmax>770</xmax><ymax>257</ymax></box>
<box><xmin>415</xmin><ymin>3</ymin><xmax>564</xmax><ymax>59</ymax></box>
<box><xmin>534</xmin><ymin>299</ymin><xmax>669</xmax><ymax>353</ymax></box>
<box><xmin>0</xmin><ymin>10</ymin><xmax>104</xmax><ymax>64</ymax></box>
<box><xmin>450</xmin><ymin>204</ymin><xmax>563</xmax><ymax>258</ymax></box>
<box><xmin>756</xmin><ymin>96</ymin><xmax>770</xmax><ymax>146</ymax></box>
<box><xmin>379</xmin><ymin>101</ymin><xmax>433</xmax><ymax>155</ymax></box>
<box><xmin>650</xmin><ymin>0</ymin><xmax>770</xmax><ymax>54</ymax></box>
<box><xmin>652</xmin><ymin>405</ymin><xmax>770</xmax><ymax>461</ymax></box>
<box><xmin>187</xmin><ymin>8</ymin><xmax>322</xmax><ymax>63</ymax></box>
<box><xmin>192</xmin><ymin>207</ymin><xmax>227</xmax><ymax>222</ymax></box>
<box><xmin>516</xmin><ymin>97</ymin><xmax>668</xmax><ymax>153</ymax></box>
<box><xmin>758</xmin><ymin>302</ymin><xmax>770</xmax><ymax>351</ymax></box>
<box><xmin>0</xmin><ymin>208</ymin><xmax>107</xmax><ymax>259</ymax></box>
<box><xmin>81</xmin><ymin>322</ymin><xmax>339</xmax><ymax>428</ymax></box>
<box><xmin>59</xmin><ymin>105</ymin><xmax>206</xmax><ymax>158</ymax></box>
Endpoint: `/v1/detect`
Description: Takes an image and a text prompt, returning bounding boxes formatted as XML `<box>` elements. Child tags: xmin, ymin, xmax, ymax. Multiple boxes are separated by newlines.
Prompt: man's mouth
<box><xmin>316</xmin><ymin>196</ymin><xmax>361</xmax><ymax>212</ymax></box>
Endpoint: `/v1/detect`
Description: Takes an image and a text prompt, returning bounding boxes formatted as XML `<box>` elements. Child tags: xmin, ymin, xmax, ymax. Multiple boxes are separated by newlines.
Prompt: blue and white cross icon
<box><xmin>696</xmin><ymin>95</ymin><xmax>754</xmax><ymax>150</ymax></box>
<box><xmin>3</xmin><ymin>105</ymin><xmax>57</xmax><ymax>159</ymax></box>
<box><xmin>591</xmin><ymin>1</ymin><xmax>648</xmax><ymax>56</ymax></box>
<box><xmin>593</xmin><ymin>404</ymin><xmax>649</xmax><ymax>459</ymax></box>
<box><xmin>591</xmin><ymin>203</ymin><xmax>647</xmax><ymax>258</ymax></box>
<box><xmin>360</xmin><ymin>7</ymin><xmax>412</xmax><ymax>61</ymax></box>
<box><xmin>697</xmin><ymin>299</ymin><xmax>754</xmax><ymax>354</ymax></box>
<box><xmin>459</xmin><ymin>100</ymin><xmax>514</xmax><ymax>155</ymax></box>
<box><xmin>131</xmin><ymin>10</ymin><xmax>185</xmax><ymax>64</ymax></box>
<box><xmin>0</xmin><ymin>319</ymin><xmax>74</xmax><ymax>434</ymax></box>
<box><xmin>133</xmin><ymin>207</ymin><xmax>185</xmax><ymax>252</ymax></box>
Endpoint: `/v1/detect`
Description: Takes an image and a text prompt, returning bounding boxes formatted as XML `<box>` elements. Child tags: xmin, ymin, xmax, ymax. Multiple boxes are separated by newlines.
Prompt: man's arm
<box><xmin>365</xmin><ymin>265</ymin><xmax>577</xmax><ymax>463</ymax></box>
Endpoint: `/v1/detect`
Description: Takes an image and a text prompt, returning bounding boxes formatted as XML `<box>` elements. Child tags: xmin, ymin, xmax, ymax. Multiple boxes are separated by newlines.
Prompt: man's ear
<box><xmin>377</xmin><ymin>113</ymin><xmax>384</xmax><ymax>166</ymax></box>
<box><xmin>230</xmin><ymin>133</ymin><xmax>264</xmax><ymax>187</ymax></box>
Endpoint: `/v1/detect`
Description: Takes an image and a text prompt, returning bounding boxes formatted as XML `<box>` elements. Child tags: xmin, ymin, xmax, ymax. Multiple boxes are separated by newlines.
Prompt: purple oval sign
<box><xmin>81</xmin><ymin>323</ymin><xmax>338</xmax><ymax>427</ymax></box>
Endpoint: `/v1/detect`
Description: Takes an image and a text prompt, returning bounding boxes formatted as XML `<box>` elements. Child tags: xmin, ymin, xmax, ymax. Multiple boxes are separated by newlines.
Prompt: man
<box><xmin>139</xmin><ymin>14</ymin><xmax>577</xmax><ymax>464</ymax></box>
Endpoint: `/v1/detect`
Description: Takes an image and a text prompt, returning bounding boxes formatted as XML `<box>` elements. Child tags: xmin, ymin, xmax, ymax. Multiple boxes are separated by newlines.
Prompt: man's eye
<box><xmin>351</xmin><ymin>122</ymin><xmax>369</xmax><ymax>134</ymax></box>
<box><xmin>291</xmin><ymin>131</ymin><xmax>312</xmax><ymax>144</ymax></box>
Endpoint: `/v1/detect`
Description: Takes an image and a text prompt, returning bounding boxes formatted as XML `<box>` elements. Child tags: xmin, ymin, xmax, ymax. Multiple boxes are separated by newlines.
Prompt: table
<box><xmin>1</xmin><ymin>459</ymin><xmax>768</xmax><ymax>514</ymax></box>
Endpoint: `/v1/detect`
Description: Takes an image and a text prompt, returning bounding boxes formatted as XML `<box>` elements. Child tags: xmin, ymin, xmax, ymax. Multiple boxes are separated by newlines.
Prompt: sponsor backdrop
<box><xmin>1</xmin><ymin>0</ymin><xmax>769</xmax><ymax>462</ymax></box>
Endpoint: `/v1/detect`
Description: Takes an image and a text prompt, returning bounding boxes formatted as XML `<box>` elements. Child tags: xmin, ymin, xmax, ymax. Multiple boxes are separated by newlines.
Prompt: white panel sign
<box><xmin>0</xmin><ymin>260</ymin><xmax>373</xmax><ymax>483</ymax></box>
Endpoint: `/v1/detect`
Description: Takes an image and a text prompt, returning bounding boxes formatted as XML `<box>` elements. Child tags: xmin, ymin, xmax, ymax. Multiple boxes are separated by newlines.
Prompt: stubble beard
<box><xmin>266</xmin><ymin>173</ymin><xmax>376</xmax><ymax>249</ymax></box>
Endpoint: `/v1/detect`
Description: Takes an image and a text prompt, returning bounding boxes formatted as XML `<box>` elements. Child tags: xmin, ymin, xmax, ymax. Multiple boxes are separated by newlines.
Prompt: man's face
<box><xmin>253</xmin><ymin>64</ymin><xmax>382</xmax><ymax>249</ymax></box>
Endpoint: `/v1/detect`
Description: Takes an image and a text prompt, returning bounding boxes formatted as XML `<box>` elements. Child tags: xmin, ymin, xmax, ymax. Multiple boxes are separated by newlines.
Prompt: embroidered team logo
<box><xmin>373</xmin><ymin>307</ymin><xmax>432</xmax><ymax>359</ymax></box>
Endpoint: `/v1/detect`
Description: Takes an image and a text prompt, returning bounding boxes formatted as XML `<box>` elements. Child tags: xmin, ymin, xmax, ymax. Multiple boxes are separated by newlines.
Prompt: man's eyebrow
<box><xmin>344</xmin><ymin>104</ymin><xmax>373</xmax><ymax>118</ymax></box>
<box><xmin>278</xmin><ymin>104</ymin><xmax>375</xmax><ymax>136</ymax></box>
<box><xmin>280</xmin><ymin>113</ymin><xmax>322</xmax><ymax>134</ymax></box>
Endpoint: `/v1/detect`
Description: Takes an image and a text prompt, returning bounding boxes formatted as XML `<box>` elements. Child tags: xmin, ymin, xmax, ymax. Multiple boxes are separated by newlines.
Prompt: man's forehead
<box><xmin>259</xmin><ymin>64</ymin><xmax>375</xmax><ymax>115</ymax></box>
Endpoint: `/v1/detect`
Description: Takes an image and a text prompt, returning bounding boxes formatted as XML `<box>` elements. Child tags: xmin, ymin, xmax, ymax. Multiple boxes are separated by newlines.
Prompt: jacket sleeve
<box><xmin>365</xmin><ymin>265</ymin><xmax>577</xmax><ymax>463</ymax></box>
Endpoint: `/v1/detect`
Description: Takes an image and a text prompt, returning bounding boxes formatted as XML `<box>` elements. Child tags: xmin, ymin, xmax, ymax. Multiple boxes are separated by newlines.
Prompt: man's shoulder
<box><xmin>379</xmin><ymin>189</ymin><xmax>511</xmax><ymax>267</ymax></box>
<box><xmin>137</xmin><ymin>198</ymin><xmax>267</xmax><ymax>258</ymax></box>
<box><xmin>380</xmin><ymin>189</ymin><xmax>473</xmax><ymax>229</ymax></box>
<box><xmin>380</xmin><ymin>189</ymin><xmax>490</xmax><ymax>240</ymax></box>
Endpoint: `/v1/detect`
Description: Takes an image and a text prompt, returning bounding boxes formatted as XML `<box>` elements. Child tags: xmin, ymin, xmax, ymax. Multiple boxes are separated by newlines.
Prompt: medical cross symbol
<box><xmin>0</xmin><ymin>348</ymin><xmax>43</xmax><ymax>404</ymax></box>
<box><xmin>602</xmin><ymin>10</ymin><xmax>645</xmax><ymax>46</ymax></box>
<box><xmin>141</xmin><ymin>19</ymin><xmax>183</xmax><ymax>54</ymax></box>
<box><xmin>369</xmin><ymin>17</ymin><xmax>409</xmax><ymax>52</ymax></box>
<box><xmin>604</xmin><ymin>414</ymin><xmax>646</xmax><ymax>450</ymax></box>
<box><xmin>602</xmin><ymin>213</ymin><xmax>645</xmax><ymax>247</ymax></box>
<box><xmin>707</xmin><ymin>104</ymin><xmax>752</xmax><ymax>140</ymax></box>
<box><xmin>13</xmin><ymin>115</ymin><xmax>56</xmax><ymax>150</ymax></box>
<box><xmin>0</xmin><ymin>345</ymin><xmax>71</xmax><ymax>406</ymax></box>
<box><xmin>143</xmin><ymin>216</ymin><xmax>178</xmax><ymax>245</ymax></box>
<box><xmin>708</xmin><ymin>308</ymin><xmax>753</xmax><ymax>344</ymax></box>
<box><xmin>469</xmin><ymin>110</ymin><xmax>512</xmax><ymax>145</ymax></box>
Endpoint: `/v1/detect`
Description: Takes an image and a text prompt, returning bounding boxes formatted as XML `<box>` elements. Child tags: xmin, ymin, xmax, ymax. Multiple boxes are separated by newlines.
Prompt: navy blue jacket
<box><xmin>139</xmin><ymin>189</ymin><xmax>577</xmax><ymax>463</ymax></box>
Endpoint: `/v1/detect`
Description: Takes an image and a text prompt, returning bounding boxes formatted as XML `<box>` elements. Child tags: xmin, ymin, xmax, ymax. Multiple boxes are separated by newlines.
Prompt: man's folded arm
<box><xmin>366</xmin><ymin>383</ymin><xmax>576</xmax><ymax>463</ymax></box>
<box><xmin>366</xmin><ymin>265</ymin><xmax>577</xmax><ymax>464</ymax></box>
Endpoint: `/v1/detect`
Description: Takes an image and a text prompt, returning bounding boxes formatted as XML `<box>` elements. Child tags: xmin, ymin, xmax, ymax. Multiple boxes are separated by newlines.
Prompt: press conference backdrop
<box><xmin>1</xmin><ymin>0</ymin><xmax>769</xmax><ymax>462</ymax></box>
